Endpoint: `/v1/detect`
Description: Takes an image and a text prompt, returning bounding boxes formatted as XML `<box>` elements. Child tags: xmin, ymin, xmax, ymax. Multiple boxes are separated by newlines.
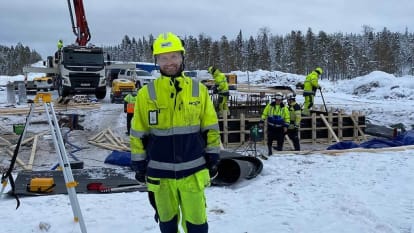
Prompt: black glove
<box><xmin>205</xmin><ymin>153</ymin><xmax>219</xmax><ymax>179</ymax></box>
<box><xmin>135</xmin><ymin>171</ymin><xmax>146</xmax><ymax>183</ymax></box>
<box><xmin>131</xmin><ymin>160</ymin><xmax>147</xmax><ymax>183</ymax></box>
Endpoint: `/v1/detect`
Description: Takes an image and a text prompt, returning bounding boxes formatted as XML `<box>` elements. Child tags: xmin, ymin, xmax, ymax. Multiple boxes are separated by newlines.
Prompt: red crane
<box><xmin>67</xmin><ymin>0</ymin><xmax>91</xmax><ymax>46</ymax></box>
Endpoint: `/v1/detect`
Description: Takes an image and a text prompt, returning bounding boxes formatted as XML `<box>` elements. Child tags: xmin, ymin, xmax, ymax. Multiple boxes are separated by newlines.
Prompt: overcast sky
<box><xmin>1</xmin><ymin>0</ymin><xmax>413</xmax><ymax>59</ymax></box>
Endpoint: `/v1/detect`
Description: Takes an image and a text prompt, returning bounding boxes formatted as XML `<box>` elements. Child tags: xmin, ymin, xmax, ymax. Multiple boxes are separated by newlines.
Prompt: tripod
<box><xmin>234</xmin><ymin>124</ymin><xmax>265</xmax><ymax>159</ymax></box>
<box><xmin>17</xmin><ymin>95</ymin><xmax>87</xmax><ymax>232</ymax></box>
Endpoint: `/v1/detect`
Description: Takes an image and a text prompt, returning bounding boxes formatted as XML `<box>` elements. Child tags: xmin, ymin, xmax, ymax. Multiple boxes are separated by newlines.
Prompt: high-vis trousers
<box><xmin>147</xmin><ymin>169</ymin><xmax>210</xmax><ymax>233</ymax></box>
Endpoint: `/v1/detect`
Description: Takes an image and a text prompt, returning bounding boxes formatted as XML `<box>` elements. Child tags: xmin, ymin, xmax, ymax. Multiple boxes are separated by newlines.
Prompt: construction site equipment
<box><xmin>233</xmin><ymin>124</ymin><xmax>266</xmax><ymax>159</ymax></box>
<box><xmin>1</xmin><ymin>99</ymin><xmax>88</xmax><ymax>232</ymax></box>
<box><xmin>319</xmin><ymin>88</ymin><xmax>328</xmax><ymax>112</ymax></box>
<box><xmin>212</xmin><ymin>151</ymin><xmax>263</xmax><ymax>186</ymax></box>
<box><xmin>86</xmin><ymin>182</ymin><xmax>145</xmax><ymax>193</ymax></box>
<box><xmin>33</xmin><ymin>76</ymin><xmax>54</xmax><ymax>91</ymax></box>
<box><xmin>225</xmin><ymin>73</ymin><xmax>238</xmax><ymax>90</ymax></box>
<box><xmin>13</xmin><ymin>124</ymin><xmax>25</xmax><ymax>135</ymax></box>
<box><xmin>110</xmin><ymin>79</ymin><xmax>136</xmax><ymax>103</ymax></box>
<box><xmin>23</xmin><ymin>0</ymin><xmax>106</xmax><ymax>100</ymax></box>
<box><xmin>33</xmin><ymin>92</ymin><xmax>52</xmax><ymax>103</ymax></box>
<box><xmin>27</xmin><ymin>177</ymin><xmax>55</xmax><ymax>193</ymax></box>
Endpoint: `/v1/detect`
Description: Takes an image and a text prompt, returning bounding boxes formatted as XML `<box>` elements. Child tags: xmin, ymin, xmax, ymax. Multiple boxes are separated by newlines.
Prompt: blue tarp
<box><xmin>327</xmin><ymin>130</ymin><xmax>414</xmax><ymax>150</ymax></box>
<box><xmin>104</xmin><ymin>150</ymin><xmax>131</xmax><ymax>166</ymax></box>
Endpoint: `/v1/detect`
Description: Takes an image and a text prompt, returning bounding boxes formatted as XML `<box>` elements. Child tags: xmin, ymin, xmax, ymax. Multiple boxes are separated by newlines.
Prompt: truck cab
<box><xmin>56</xmin><ymin>45</ymin><xmax>107</xmax><ymax>99</ymax></box>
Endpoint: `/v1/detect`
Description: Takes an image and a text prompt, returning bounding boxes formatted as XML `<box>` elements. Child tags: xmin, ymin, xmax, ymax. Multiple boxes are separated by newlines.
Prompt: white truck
<box><xmin>118</xmin><ymin>68</ymin><xmax>155</xmax><ymax>89</ymax></box>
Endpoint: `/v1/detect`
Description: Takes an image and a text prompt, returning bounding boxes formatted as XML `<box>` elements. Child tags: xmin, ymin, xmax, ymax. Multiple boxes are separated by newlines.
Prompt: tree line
<box><xmin>0</xmin><ymin>43</ymin><xmax>42</xmax><ymax>76</ymax></box>
<box><xmin>105</xmin><ymin>26</ymin><xmax>414</xmax><ymax>80</ymax></box>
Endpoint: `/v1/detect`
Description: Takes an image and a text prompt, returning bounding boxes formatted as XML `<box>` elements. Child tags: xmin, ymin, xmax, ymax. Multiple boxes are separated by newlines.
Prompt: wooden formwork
<box><xmin>218</xmin><ymin>110</ymin><xmax>366</xmax><ymax>148</ymax></box>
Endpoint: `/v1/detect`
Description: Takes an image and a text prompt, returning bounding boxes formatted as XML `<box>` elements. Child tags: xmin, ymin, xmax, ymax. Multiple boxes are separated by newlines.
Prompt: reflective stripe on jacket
<box><xmin>130</xmin><ymin>75</ymin><xmax>220</xmax><ymax>178</ymax></box>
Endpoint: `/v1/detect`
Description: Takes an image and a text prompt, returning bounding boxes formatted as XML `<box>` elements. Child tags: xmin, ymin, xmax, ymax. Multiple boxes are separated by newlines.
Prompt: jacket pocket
<box><xmin>146</xmin><ymin>176</ymin><xmax>161</xmax><ymax>192</ymax></box>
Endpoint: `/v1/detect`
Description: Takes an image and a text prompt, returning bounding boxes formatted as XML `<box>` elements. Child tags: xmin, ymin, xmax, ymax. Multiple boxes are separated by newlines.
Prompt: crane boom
<box><xmin>67</xmin><ymin>0</ymin><xmax>91</xmax><ymax>46</ymax></box>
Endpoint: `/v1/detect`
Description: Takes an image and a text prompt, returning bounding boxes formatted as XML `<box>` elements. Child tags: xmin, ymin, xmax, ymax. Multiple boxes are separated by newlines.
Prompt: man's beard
<box><xmin>160</xmin><ymin>63</ymin><xmax>184</xmax><ymax>78</ymax></box>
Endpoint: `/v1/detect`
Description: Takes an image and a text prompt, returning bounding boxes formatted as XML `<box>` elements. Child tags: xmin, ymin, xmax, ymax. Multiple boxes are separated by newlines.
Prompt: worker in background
<box><xmin>57</xmin><ymin>39</ymin><xmax>63</xmax><ymax>50</ymax></box>
<box><xmin>123</xmin><ymin>91</ymin><xmax>136</xmax><ymax>135</ymax></box>
<box><xmin>208</xmin><ymin>66</ymin><xmax>230</xmax><ymax>117</ymax></box>
<box><xmin>130</xmin><ymin>32</ymin><xmax>220</xmax><ymax>233</ymax></box>
<box><xmin>302</xmin><ymin>67</ymin><xmax>323</xmax><ymax>116</ymax></box>
<box><xmin>260</xmin><ymin>92</ymin><xmax>290</xmax><ymax>155</ymax></box>
<box><xmin>286</xmin><ymin>93</ymin><xmax>301</xmax><ymax>151</ymax></box>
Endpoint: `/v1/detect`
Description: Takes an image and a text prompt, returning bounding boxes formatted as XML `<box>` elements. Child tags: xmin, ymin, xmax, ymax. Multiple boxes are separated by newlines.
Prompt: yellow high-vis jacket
<box><xmin>212</xmin><ymin>71</ymin><xmax>229</xmax><ymax>94</ymax></box>
<box><xmin>303</xmin><ymin>71</ymin><xmax>320</xmax><ymax>95</ymax></box>
<box><xmin>130</xmin><ymin>74</ymin><xmax>220</xmax><ymax>178</ymax></box>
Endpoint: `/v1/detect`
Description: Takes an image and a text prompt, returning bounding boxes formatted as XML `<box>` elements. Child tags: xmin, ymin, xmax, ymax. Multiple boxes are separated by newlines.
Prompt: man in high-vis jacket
<box><xmin>123</xmin><ymin>92</ymin><xmax>136</xmax><ymax>135</ymax></box>
<box><xmin>208</xmin><ymin>66</ymin><xmax>230</xmax><ymax>117</ymax></box>
<box><xmin>260</xmin><ymin>92</ymin><xmax>290</xmax><ymax>155</ymax></box>
<box><xmin>302</xmin><ymin>67</ymin><xmax>322</xmax><ymax>116</ymax></box>
<box><xmin>130</xmin><ymin>32</ymin><xmax>220</xmax><ymax>233</ymax></box>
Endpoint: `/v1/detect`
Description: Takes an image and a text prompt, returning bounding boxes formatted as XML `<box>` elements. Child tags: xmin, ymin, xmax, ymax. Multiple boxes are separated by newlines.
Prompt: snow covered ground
<box><xmin>0</xmin><ymin>69</ymin><xmax>414</xmax><ymax>233</ymax></box>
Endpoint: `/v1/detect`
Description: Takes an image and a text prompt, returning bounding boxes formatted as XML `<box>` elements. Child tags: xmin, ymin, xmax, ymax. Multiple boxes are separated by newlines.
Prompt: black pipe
<box><xmin>212</xmin><ymin>151</ymin><xmax>263</xmax><ymax>186</ymax></box>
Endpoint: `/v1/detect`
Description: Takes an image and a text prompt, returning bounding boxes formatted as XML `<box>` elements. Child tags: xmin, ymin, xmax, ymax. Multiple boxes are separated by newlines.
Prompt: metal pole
<box><xmin>319</xmin><ymin>88</ymin><xmax>328</xmax><ymax>113</ymax></box>
<box><xmin>45</xmin><ymin>103</ymin><xmax>87</xmax><ymax>233</ymax></box>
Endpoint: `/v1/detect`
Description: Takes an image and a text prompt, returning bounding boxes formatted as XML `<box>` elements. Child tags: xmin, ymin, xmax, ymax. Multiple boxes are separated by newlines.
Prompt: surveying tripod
<box><xmin>2</xmin><ymin>94</ymin><xmax>88</xmax><ymax>233</ymax></box>
<box><xmin>234</xmin><ymin>124</ymin><xmax>266</xmax><ymax>159</ymax></box>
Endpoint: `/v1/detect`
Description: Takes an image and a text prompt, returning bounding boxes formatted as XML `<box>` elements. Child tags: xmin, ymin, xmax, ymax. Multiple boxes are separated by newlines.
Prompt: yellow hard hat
<box><xmin>152</xmin><ymin>32</ymin><xmax>185</xmax><ymax>56</ymax></box>
<box><xmin>208</xmin><ymin>66</ymin><xmax>216</xmax><ymax>74</ymax></box>
<box><xmin>315</xmin><ymin>67</ymin><xmax>323</xmax><ymax>74</ymax></box>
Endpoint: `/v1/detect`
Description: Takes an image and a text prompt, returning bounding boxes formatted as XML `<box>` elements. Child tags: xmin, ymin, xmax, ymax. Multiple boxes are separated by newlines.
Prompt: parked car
<box><xmin>118</xmin><ymin>68</ymin><xmax>155</xmax><ymax>89</ymax></box>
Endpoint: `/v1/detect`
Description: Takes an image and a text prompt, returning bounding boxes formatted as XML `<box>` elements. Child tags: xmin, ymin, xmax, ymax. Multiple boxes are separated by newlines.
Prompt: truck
<box><xmin>52</xmin><ymin>45</ymin><xmax>106</xmax><ymax>98</ymax></box>
<box><xmin>23</xmin><ymin>0</ymin><xmax>107</xmax><ymax>99</ymax></box>
<box><xmin>54</xmin><ymin>0</ymin><xmax>106</xmax><ymax>99</ymax></box>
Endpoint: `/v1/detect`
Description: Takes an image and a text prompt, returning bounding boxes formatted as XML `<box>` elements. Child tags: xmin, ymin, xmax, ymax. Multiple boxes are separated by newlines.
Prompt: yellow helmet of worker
<box><xmin>152</xmin><ymin>32</ymin><xmax>185</xmax><ymax>56</ymax></box>
<box><xmin>315</xmin><ymin>67</ymin><xmax>323</xmax><ymax>75</ymax></box>
<box><xmin>208</xmin><ymin>66</ymin><xmax>217</xmax><ymax>74</ymax></box>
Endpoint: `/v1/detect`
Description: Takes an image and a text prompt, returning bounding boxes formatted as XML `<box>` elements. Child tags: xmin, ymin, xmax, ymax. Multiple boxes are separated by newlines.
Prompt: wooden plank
<box><xmin>350</xmin><ymin>115</ymin><xmax>368</xmax><ymax>141</ymax></box>
<box><xmin>107</xmin><ymin>128</ymin><xmax>124</xmax><ymax>147</ymax></box>
<box><xmin>6</xmin><ymin>149</ymin><xmax>28</xmax><ymax>170</ymax></box>
<box><xmin>271</xmin><ymin>144</ymin><xmax>414</xmax><ymax>156</ymax></box>
<box><xmin>94</xmin><ymin>128</ymin><xmax>109</xmax><ymax>142</ymax></box>
<box><xmin>88</xmin><ymin>141</ymin><xmax>129</xmax><ymax>151</ymax></box>
<box><xmin>27</xmin><ymin>135</ymin><xmax>38</xmax><ymax>170</ymax></box>
<box><xmin>320</xmin><ymin>114</ymin><xmax>340</xmax><ymax>142</ymax></box>
<box><xmin>284</xmin><ymin>135</ymin><xmax>295</xmax><ymax>151</ymax></box>
<box><xmin>0</xmin><ymin>136</ymin><xmax>12</xmax><ymax>146</ymax></box>
<box><xmin>104</xmin><ymin>133</ymin><xmax>117</xmax><ymax>146</ymax></box>
<box><xmin>89</xmin><ymin>130</ymin><xmax>104</xmax><ymax>142</ymax></box>
<box><xmin>8</xmin><ymin>131</ymin><xmax>48</xmax><ymax>150</ymax></box>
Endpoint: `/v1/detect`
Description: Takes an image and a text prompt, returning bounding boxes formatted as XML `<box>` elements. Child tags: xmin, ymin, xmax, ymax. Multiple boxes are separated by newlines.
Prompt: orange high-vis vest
<box><xmin>124</xmin><ymin>94</ymin><xmax>136</xmax><ymax>113</ymax></box>
<box><xmin>127</xmin><ymin>103</ymin><xmax>135</xmax><ymax>113</ymax></box>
